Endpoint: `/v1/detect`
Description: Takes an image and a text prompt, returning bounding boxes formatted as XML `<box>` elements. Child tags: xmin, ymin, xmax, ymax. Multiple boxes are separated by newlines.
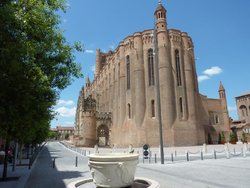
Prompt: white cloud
<box><xmin>198</xmin><ymin>75</ymin><xmax>210</xmax><ymax>82</ymax></box>
<box><xmin>55</xmin><ymin>107</ymin><xmax>76</xmax><ymax>117</ymax></box>
<box><xmin>57</xmin><ymin>100</ymin><xmax>74</xmax><ymax>106</ymax></box>
<box><xmin>85</xmin><ymin>49</ymin><xmax>95</xmax><ymax>54</ymax></box>
<box><xmin>198</xmin><ymin>66</ymin><xmax>223</xmax><ymax>83</ymax></box>
<box><xmin>203</xmin><ymin>66</ymin><xmax>223</xmax><ymax>76</ymax></box>
<box><xmin>228</xmin><ymin>106</ymin><xmax>237</xmax><ymax>111</ymax></box>
<box><xmin>91</xmin><ymin>65</ymin><xmax>95</xmax><ymax>72</ymax></box>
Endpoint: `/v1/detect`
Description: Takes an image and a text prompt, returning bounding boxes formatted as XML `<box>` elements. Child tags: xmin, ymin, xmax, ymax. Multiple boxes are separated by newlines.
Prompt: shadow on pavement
<box><xmin>25</xmin><ymin>143</ymin><xmax>89</xmax><ymax>188</ymax></box>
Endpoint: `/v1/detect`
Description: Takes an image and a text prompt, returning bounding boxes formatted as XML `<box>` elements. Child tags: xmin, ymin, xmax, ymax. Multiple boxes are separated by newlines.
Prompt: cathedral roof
<box><xmin>154</xmin><ymin>2</ymin><xmax>166</xmax><ymax>14</ymax></box>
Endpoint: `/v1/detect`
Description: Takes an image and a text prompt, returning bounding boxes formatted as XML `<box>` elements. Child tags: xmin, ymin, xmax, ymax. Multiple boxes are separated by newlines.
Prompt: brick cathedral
<box><xmin>73</xmin><ymin>2</ymin><xmax>230</xmax><ymax>147</ymax></box>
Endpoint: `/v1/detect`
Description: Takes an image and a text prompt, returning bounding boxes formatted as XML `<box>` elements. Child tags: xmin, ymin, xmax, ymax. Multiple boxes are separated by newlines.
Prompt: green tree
<box><xmin>242</xmin><ymin>132</ymin><xmax>247</xmax><ymax>143</ymax></box>
<box><xmin>48</xmin><ymin>130</ymin><xmax>57</xmax><ymax>140</ymax></box>
<box><xmin>229</xmin><ymin>132</ymin><xmax>237</xmax><ymax>144</ymax></box>
<box><xmin>221</xmin><ymin>132</ymin><xmax>225</xmax><ymax>144</ymax></box>
<box><xmin>65</xmin><ymin>133</ymin><xmax>69</xmax><ymax>140</ymax></box>
<box><xmin>218</xmin><ymin>133</ymin><xmax>222</xmax><ymax>144</ymax></box>
<box><xmin>208</xmin><ymin>133</ymin><xmax>212</xmax><ymax>144</ymax></box>
<box><xmin>0</xmin><ymin>0</ymin><xmax>83</xmax><ymax>180</ymax></box>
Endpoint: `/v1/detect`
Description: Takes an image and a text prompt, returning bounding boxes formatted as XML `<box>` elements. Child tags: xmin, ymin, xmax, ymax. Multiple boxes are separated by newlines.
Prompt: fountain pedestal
<box><xmin>88</xmin><ymin>153</ymin><xmax>139</xmax><ymax>187</ymax></box>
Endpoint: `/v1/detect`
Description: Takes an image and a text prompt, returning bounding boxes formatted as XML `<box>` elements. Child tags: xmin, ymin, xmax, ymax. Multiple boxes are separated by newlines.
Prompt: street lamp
<box><xmin>152</xmin><ymin>26</ymin><xmax>164</xmax><ymax>164</ymax></box>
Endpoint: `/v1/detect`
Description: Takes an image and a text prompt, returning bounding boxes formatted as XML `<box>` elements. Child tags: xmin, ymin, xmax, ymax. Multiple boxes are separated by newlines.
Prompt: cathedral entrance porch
<box><xmin>97</xmin><ymin>124</ymin><xmax>110</xmax><ymax>147</ymax></box>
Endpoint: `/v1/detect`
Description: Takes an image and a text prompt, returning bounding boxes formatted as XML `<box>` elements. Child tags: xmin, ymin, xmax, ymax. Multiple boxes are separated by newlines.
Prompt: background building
<box><xmin>51</xmin><ymin>126</ymin><xmax>74</xmax><ymax>140</ymax></box>
<box><xmin>231</xmin><ymin>93</ymin><xmax>250</xmax><ymax>142</ymax></box>
<box><xmin>73</xmin><ymin>2</ymin><xmax>231</xmax><ymax>147</ymax></box>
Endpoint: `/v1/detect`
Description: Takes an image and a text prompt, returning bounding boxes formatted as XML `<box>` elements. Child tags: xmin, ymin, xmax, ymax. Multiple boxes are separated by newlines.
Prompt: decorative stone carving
<box><xmin>88</xmin><ymin>153</ymin><xmax>139</xmax><ymax>187</ymax></box>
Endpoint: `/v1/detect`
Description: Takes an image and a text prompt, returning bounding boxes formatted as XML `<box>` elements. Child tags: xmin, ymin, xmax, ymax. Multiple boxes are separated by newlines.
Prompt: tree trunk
<box><xmin>19</xmin><ymin>143</ymin><xmax>23</xmax><ymax>165</ymax></box>
<box><xmin>2</xmin><ymin>136</ymin><xmax>10</xmax><ymax>180</ymax></box>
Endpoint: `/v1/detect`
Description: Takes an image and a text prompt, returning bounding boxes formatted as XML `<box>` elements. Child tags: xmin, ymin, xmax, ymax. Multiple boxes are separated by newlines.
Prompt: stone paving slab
<box><xmin>1</xmin><ymin>141</ymin><xmax>250</xmax><ymax>188</ymax></box>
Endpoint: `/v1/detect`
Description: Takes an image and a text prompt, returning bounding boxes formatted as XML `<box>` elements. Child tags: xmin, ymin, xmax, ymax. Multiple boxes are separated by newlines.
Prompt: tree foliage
<box><xmin>0</xmin><ymin>0</ymin><xmax>83</xmax><ymax>179</ymax></box>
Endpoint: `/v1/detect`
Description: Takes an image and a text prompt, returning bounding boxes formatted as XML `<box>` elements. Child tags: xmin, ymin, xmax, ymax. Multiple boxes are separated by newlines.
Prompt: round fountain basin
<box><xmin>88</xmin><ymin>153</ymin><xmax>139</xmax><ymax>187</ymax></box>
<box><xmin>67</xmin><ymin>177</ymin><xmax>160</xmax><ymax>188</ymax></box>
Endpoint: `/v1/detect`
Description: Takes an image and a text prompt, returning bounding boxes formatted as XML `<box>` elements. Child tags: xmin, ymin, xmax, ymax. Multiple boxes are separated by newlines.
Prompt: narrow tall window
<box><xmin>151</xmin><ymin>100</ymin><xmax>155</xmax><ymax>118</ymax></box>
<box><xmin>179</xmin><ymin>97</ymin><xmax>183</xmax><ymax>118</ymax></box>
<box><xmin>240</xmin><ymin>105</ymin><xmax>247</xmax><ymax>117</ymax></box>
<box><xmin>148</xmin><ymin>49</ymin><xmax>155</xmax><ymax>86</ymax></box>
<box><xmin>175</xmin><ymin>50</ymin><xmax>182</xmax><ymax>86</ymax></box>
<box><xmin>215</xmin><ymin>115</ymin><xmax>219</xmax><ymax>124</ymax></box>
<box><xmin>128</xmin><ymin>103</ymin><xmax>131</xmax><ymax>119</ymax></box>
<box><xmin>126</xmin><ymin>55</ymin><xmax>130</xmax><ymax>90</ymax></box>
<box><xmin>118</xmin><ymin>63</ymin><xmax>120</xmax><ymax>78</ymax></box>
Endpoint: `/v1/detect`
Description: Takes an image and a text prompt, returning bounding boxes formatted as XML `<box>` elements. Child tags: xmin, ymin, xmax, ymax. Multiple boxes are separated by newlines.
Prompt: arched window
<box><xmin>128</xmin><ymin>103</ymin><xmax>131</xmax><ymax>119</ymax></box>
<box><xmin>215</xmin><ymin>115</ymin><xmax>219</xmax><ymax>124</ymax></box>
<box><xmin>126</xmin><ymin>55</ymin><xmax>130</xmax><ymax>90</ymax></box>
<box><xmin>151</xmin><ymin>100</ymin><xmax>155</xmax><ymax>118</ymax></box>
<box><xmin>148</xmin><ymin>49</ymin><xmax>155</xmax><ymax>86</ymax></box>
<box><xmin>175</xmin><ymin>50</ymin><xmax>182</xmax><ymax>86</ymax></box>
<box><xmin>240</xmin><ymin>105</ymin><xmax>247</xmax><ymax>117</ymax></box>
<box><xmin>118</xmin><ymin>63</ymin><xmax>120</xmax><ymax>78</ymax></box>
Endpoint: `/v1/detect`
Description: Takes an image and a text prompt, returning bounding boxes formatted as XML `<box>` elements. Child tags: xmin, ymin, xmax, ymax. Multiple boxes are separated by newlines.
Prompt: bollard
<box><xmin>186</xmin><ymin>152</ymin><xmax>189</xmax><ymax>162</ymax></box>
<box><xmin>53</xmin><ymin>157</ymin><xmax>55</xmax><ymax>168</ymax></box>
<box><xmin>75</xmin><ymin>156</ymin><xmax>78</xmax><ymax>167</ymax></box>
<box><xmin>234</xmin><ymin>148</ymin><xmax>236</xmax><ymax>154</ymax></box>
<box><xmin>175</xmin><ymin>150</ymin><xmax>177</xmax><ymax>157</ymax></box>
<box><xmin>201</xmin><ymin>151</ymin><xmax>203</xmax><ymax>160</ymax></box>
<box><xmin>171</xmin><ymin>153</ymin><xmax>174</xmax><ymax>162</ymax></box>
<box><xmin>214</xmin><ymin>151</ymin><xmax>217</xmax><ymax>159</ymax></box>
<box><xmin>155</xmin><ymin>153</ymin><xmax>157</xmax><ymax>163</ymax></box>
<box><xmin>89</xmin><ymin>150</ymin><xmax>91</xmax><ymax>155</ymax></box>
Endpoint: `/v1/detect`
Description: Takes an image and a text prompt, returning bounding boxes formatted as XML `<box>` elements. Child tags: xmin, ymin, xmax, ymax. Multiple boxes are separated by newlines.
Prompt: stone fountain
<box><xmin>88</xmin><ymin>152</ymin><xmax>139</xmax><ymax>187</ymax></box>
<box><xmin>67</xmin><ymin>146</ymin><xmax>159</xmax><ymax>188</ymax></box>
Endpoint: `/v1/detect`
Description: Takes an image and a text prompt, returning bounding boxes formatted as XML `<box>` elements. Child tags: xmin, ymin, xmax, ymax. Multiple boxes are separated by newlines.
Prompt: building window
<box><xmin>175</xmin><ymin>50</ymin><xmax>182</xmax><ymax>86</ymax></box>
<box><xmin>128</xmin><ymin>103</ymin><xmax>131</xmax><ymax>119</ymax></box>
<box><xmin>215</xmin><ymin>115</ymin><xmax>219</xmax><ymax>124</ymax></box>
<box><xmin>151</xmin><ymin>100</ymin><xmax>155</xmax><ymax>118</ymax></box>
<box><xmin>126</xmin><ymin>55</ymin><xmax>130</xmax><ymax>90</ymax></box>
<box><xmin>240</xmin><ymin>105</ymin><xmax>247</xmax><ymax>117</ymax></box>
<box><xmin>148</xmin><ymin>49</ymin><xmax>155</xmax><ymax>86</ymax></box>
<box><xmin>118</xmin><ymin>63</ymin><xmax>120</xmax><ymax>78</ymax></box>
<box><xmin>179</xmin><ymin>97</ymin><xmax>183</xmax><ymax>118</ymax></box>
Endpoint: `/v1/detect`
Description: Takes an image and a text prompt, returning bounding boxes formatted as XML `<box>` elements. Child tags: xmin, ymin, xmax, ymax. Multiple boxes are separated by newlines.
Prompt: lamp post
<box><xmin>153</xmin><ymin>25</ymin><xmax>164</xmax><ymax>164</ymax></box>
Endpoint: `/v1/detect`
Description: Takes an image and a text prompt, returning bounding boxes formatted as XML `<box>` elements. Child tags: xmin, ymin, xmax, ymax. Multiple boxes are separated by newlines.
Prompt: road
<box><xmin>24</xmin><ymin>141</ymin><xmax>250</xmax><ymax>188</ymax></box>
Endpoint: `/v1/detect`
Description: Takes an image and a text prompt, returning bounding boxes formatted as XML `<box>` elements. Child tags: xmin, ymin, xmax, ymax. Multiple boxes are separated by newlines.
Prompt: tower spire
<box><xmin>158</xmin><ymin>0</ymin><xmax>162</xmax><ymax>4</ymax></box>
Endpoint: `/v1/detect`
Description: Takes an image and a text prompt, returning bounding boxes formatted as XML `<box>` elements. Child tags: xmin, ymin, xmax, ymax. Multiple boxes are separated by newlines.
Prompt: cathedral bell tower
<box><xmin>154</xmin><ymin>1</ymin><xmax>167</xmax><ymax>33</ymax></box>
<box><xmin>218</xmin><ymin>81</ymin><xmax>230</xmax><ymax>134</ymax></box>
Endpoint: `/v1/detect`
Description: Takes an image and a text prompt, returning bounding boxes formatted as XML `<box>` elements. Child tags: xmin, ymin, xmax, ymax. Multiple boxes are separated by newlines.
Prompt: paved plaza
<box><xmin>0</xmin><ymin>141</ymin><xmax>250</xmax><ymax>188</ymax></box>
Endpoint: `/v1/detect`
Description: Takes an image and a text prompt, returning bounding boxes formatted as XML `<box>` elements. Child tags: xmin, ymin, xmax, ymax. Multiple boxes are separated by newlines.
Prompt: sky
<box><xmin>51</xmin><ymin>0</ymin><xmax>250</xmax><ymax>128</ymax></box>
